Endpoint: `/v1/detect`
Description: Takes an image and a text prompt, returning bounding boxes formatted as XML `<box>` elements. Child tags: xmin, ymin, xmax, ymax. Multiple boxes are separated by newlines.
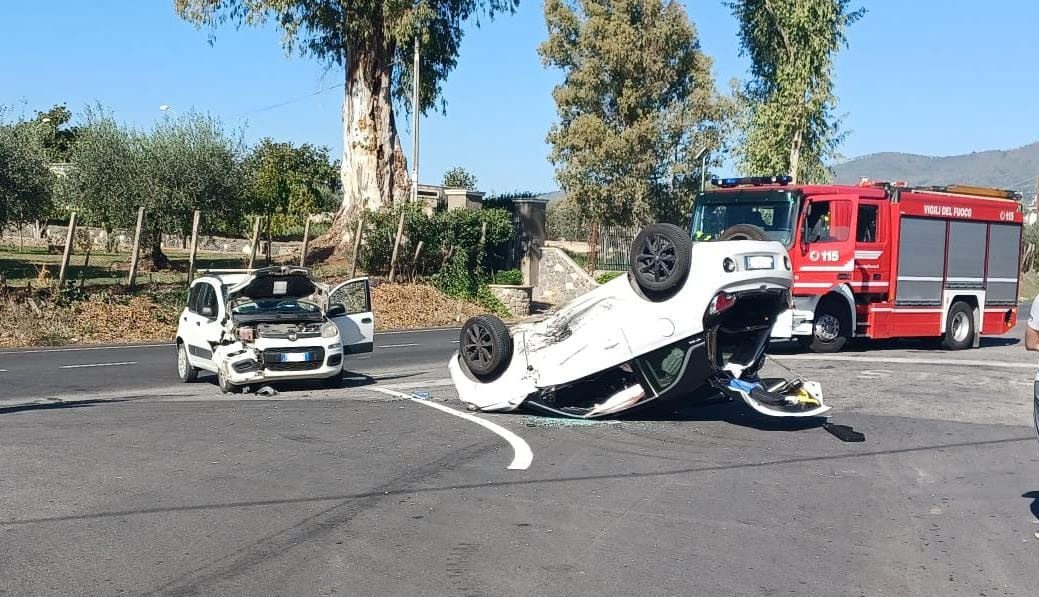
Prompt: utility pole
<box><xmin>411</xmin><ymin>33</ymin><xmax>420</xmax><ymax>204</ymax></box>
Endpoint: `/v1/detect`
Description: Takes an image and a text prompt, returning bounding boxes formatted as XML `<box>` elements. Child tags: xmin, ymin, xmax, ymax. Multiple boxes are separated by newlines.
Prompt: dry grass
<box><xmin>373</xmin><ymin>283</ymin><xmax>487</xmax><ymax>331</ymax></box>
<box><xmin>0</xmin><ymin>282</ymin><xmax>489</xmax><ymax>348</ymax></box>
<box><xmin>0</xmin><ymin>291</ymin><xmax>182</xmax><ymax>348</ymax></box>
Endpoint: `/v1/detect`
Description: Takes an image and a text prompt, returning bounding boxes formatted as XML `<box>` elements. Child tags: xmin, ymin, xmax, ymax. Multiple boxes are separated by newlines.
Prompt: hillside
<box><xmin>832</xmin><ymin>142</ymin><xmax>1039</xmax><ymax>195</ymax></box>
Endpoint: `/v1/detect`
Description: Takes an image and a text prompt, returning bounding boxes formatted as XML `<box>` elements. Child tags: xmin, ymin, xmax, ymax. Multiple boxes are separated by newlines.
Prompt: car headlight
<box><xmin>321</xmin><ymin>321</ymin><xmax>339</xmax><ymax>338</ymax></box>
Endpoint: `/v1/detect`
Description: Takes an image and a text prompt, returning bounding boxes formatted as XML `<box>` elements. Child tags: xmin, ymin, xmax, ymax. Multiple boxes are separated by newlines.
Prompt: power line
<box><xmin>235</xmin><ymin>82</ymin><xmax>344</xmax><ymax>117</ymax></box>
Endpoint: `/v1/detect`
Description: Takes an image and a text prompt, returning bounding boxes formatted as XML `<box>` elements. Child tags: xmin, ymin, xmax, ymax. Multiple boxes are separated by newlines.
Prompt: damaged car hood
<box><xmin>225</xmin><ymin>266</ymin><xmax>319</xmax><ymax>302</ymax></box>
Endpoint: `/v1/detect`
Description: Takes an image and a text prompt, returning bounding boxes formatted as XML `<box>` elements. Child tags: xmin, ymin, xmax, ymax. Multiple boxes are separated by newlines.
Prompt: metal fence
<box><xmin>597</xmin><ymin>225</ymin><xmax>641</xmax><ymax>271</ymax></box>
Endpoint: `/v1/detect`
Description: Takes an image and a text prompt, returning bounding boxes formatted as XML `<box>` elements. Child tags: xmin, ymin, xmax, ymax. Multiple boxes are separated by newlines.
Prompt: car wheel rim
<box><xmin>463</xmin><ymin>323</ymin><xmax>495</xmax><ymax>367</ymax></box>
<box><xmin>815</xmin><ymin>314</ymin><xmax>840</xmax><ymax>342</ymax></box>
<box><xmin>178</xmin><ymin>347</ymin><xmax>187</xmax><ymax>377</ymax></box>
<box><xmin>635</xmin><ymin>233</ymin><xmax>676</xmax><ymax>283</ymax></box>
<box><xmin>952</xmin><ymin>312</ymin><xmax>970</xmax><ymax>343</ymax></box>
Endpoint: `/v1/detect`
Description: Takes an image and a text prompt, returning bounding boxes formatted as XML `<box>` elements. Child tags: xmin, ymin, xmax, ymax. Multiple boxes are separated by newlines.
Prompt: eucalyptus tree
<box><xmin>175</xmin><ymin>0</ymin><xmax>519</xmax><ymax>254</ymax></box>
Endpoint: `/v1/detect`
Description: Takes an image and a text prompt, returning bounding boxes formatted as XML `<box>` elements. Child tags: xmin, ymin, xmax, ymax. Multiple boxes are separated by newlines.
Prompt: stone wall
<box><xmin>535</xmin><ymin>246</ymin><xmax>599</xmax><ymax>305</ymax></box>
<box><xmin>487</xmin><ymin>285</ymin><xmax>532</xmax><ymax>316</ymax></box>
<box><xmin>1</xmin><ymin>224</ymin><xmax>302</xmax><ymax>256</ymax></box>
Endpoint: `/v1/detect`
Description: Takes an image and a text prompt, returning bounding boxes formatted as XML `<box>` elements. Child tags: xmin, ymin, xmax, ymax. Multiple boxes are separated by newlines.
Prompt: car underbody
<box><xmin>448</xmin><ymin>224</ymin><xmax>831</xmax><ymax>420</ymax></box>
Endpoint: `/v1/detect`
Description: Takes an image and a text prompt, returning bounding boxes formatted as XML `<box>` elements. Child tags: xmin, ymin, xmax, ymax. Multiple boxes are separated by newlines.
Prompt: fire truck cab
<box><xmin>689</xmin><ymin>176</ymin><xmax>1023</xmax><ymax>352</ymax></box>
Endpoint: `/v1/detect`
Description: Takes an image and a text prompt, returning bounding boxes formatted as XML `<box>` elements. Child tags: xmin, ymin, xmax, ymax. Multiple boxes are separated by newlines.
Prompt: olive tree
<box><xmin>66</xmin><ymin>108</ymin><xmax>246</xmax><ymax>269</ymax></box>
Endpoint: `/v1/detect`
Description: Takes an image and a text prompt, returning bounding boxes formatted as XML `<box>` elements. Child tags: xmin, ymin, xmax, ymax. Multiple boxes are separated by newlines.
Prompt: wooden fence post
<box><xmin>79</xmin><ymin>247</ymin><xmax>92</xmax><ymax>288</ymax></box>
<box><xmin>57</xmin><ymin>212</ymin><xmax>78</xmax><ymax>289</ymax></box>
<box><xmin>388</xmin><ymin>211</ymin><xmax>406</xmax><ymax>283</ymax></box>
<box><xmin>187</xmin><ymin>210</ymin><xmax>201</xmax><ymax>283</ymax></box>
<box><xmin>247</xmin><ymin>216</ymin><xmax>261</xmax><ymax>269</ymax></box>
<box><xmin>299</xmin><ymin>215</ymin><xmax>312</xmax><ymax>267</ymax></box>
<box><xmin>126</xmin><ymin>207</ymin><xmax>145</xmax><ymax>289</ymax></box>
<box><xmin>350</xmin><ymin>215</ymin><xmax>365</xmax><ymax>279</ymax></box>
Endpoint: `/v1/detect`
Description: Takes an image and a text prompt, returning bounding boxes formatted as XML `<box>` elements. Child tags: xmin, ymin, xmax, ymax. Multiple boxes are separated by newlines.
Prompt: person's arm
<box><xmin>1027</xmin><ymin>326</ymin><xmax>1039</xmax><ymax>351</ymax></box>
<box><xmin>1027</xmin><ymin>296</ymin><xmax>1039</xmax><ymax>351</ymax></box>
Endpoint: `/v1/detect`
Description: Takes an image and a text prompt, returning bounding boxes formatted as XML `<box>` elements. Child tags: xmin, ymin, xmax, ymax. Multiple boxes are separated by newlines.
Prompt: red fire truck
<box><xmin>690</xmin><ymin>176</ymin><xmax>1024</xmax><ymax>352</ymax></box>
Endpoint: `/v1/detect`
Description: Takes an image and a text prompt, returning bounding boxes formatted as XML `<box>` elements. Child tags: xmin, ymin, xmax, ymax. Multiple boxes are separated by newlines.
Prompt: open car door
<box><xmin>328</xmin><ymin>277</ymin><xmax>374</xmax><ymax>354</ymax></box>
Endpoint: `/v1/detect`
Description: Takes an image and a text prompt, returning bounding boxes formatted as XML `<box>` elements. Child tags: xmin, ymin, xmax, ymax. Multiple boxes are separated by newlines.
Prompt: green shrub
<box><xmin>476</xmin><ymin>284</ymin><xmax>511</xmax><ymax>318</ymax></box>
<box><xmin>355</xmin><ymin>203</ymin><xmax>514</xmax><ymax>279</ymax></box>
<box><xmin>492</xmin><ymin>269</ymin><xmax>524</xmax><ymax>285</ymax></box>
<box><xmin>595</xmin><ymin>271</ymin><xmax>623</xmax><ymax>284</ymax></box>
<box><xmin>433</xmin><ymin>249</ymin><xmax>476</xmax><ymax>298</ymax></box>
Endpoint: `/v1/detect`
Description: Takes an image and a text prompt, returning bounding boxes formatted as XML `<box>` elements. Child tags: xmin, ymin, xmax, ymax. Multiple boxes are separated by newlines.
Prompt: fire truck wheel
<box><xmin>717</xmin><ymin>224</ymin><xmax>769</xmax><ymax>241</ymax></box>
<box><xmin>803</xmin><ymin>300</ymin><xmax>849</xmax><ymax>353</ymax></box>
<box><xmin>942</xmin><ymin>301</ymin><xmax>975</xmax><ymax>350</ymax></box>
<box><xmin>629</xmin><ymin>223</ymin><xmax>692</xmax><ymax>296</ymax></box>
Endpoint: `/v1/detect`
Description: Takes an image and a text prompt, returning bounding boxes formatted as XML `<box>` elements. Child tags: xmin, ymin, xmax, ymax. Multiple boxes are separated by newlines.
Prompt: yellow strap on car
<box><xmin>792</xmin><ymin>388</ymin><xmax>821</xmax><ymax>407</ymax></box>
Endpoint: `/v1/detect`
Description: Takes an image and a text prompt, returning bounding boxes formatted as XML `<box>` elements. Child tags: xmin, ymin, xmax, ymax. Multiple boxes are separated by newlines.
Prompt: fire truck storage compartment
<box><xmin>946</xmin><ymin>221</ymin><xmax>987</xmax><ymax>289</ymax></box>
<box><xmin>895</xmin><ymin>217</ymin><xmax>946</xmax><ymax>304</ymax></box>
<box><xmin>896</xmin><ymin>217</ymin><xmax>1021</xmax><ymax>305</ymax></box>
<box><xmin>986</xmin><ymin>223</ymin><xmax>1022</xmax><ymax>305</ymax></box>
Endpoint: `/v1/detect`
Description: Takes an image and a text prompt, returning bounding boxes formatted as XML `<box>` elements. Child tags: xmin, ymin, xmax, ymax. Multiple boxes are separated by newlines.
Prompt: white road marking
<box><xmin>370</xmin><ymin>387</ymin><xmax>533</xmax><ymax>470</ymax></box>
<box><xmin>376</xmin><ymin>377</ymin><xmax>455</xmax><ymax>390</ymax></box>
<box><xmin>0</xmin><ymin>369</ymin><xmax>8</xmax><ymax>372</ymax></box>
<box><xmin>59</xmin><ymin>361</ymin><xmax>138</xmax><ymax>370</ymax></box>
<box><xmin>376</xmin><ymin>327</ymin><xmax>460</xmax><ymax>335</ymax></box>
<box><xmin>378</xmin><ymin>343</ymin><xmax>421</xmax><ymax>349</ymax></box>
<box><xmin>774</xmin><ymin>354</ymin><xmax>1034</xmax><ymax>370</ymax></box>
<box><xmin>0</xmin><ymin>344</ymin><xmax>170</xmax><ymax>355</ymax></box>
<box><xmin>0</xmin><ymin>328</ymin><xmax>458</xmax><ymax>355</ymax></box>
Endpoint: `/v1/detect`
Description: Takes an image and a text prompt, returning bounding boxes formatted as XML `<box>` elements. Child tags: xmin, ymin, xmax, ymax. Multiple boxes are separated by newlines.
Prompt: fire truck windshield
<box><xmin>689</xmin><ymin>190</ymin><xmax>800</xmax><ymax>247</ymax></box>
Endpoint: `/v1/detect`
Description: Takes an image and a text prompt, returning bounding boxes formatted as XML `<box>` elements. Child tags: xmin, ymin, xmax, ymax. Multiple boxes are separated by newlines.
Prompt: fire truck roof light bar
<box><xmin>710</xmin><ymin>175</ymin><xmax>793</xmax><ymax>188</ymax></box>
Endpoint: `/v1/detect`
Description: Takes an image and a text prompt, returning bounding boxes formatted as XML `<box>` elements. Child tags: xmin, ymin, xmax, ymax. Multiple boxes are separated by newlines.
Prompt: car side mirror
<box><xmin>327</xmin><ymin>303</ymin><xmax>346</xmax><ymax>317</ymax></box>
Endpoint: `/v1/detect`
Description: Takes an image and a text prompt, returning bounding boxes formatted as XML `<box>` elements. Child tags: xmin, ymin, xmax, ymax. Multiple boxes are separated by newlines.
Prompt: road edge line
<box><xmin>370</xmin><ymin>387</ymin><xmax>533</xmax><ymax>471</ymax></box>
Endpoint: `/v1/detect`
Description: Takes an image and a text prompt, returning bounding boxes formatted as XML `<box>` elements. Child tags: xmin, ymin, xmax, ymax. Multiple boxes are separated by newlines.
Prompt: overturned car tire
<box><xmin>460</xmin><ymin>315</ymin><xmax>513</xmax><ymax>380</ymax></box>
<box><xmin>629</xmin><ymin>223</ymin><xmax>692</xmax><ymax>296</ymax></box>
<box><xmin>717</xmin><ymin>224</ymin><xmax>769</xmax><ymax>241</ymax></box>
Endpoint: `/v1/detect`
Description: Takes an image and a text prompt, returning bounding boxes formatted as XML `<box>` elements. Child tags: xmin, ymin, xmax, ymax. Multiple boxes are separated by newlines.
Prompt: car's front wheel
<box><xmin>217</xmin><ymin>370</ymin><xmax>238</xmax><ymax>394</ymax></box>
<box><xmin>460</xmin><ymin>315</ymin><xmax>513</xmax><ymax>380</ymax></box>
<box><xmin>177</xmin><ymin>342</ymin><xmax>198</xmax><ymax>382</ymax></box>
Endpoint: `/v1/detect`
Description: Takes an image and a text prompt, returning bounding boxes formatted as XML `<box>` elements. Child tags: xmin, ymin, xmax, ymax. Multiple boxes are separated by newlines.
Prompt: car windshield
<box><xmin>690</xmin><ymin>191</ymin><xmax>800</xmax><ymax>247</ymax></box>
<box><xmin>229</xmin><ymin>297</ymin><xmax>321</xmax><ymax>316</ymax></box>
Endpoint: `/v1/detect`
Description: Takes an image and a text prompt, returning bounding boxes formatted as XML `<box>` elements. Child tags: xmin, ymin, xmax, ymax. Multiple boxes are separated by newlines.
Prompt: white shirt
<box><xmin>1029</xmin><ymin>295</ymin><xmax>1039</xmax><ymax>380</ymax></box>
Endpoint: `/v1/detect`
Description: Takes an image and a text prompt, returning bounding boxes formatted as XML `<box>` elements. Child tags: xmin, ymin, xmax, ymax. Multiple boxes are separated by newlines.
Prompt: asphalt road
<box><xmin>0</xmin><ymin>327</ymin><xmax>461</xmax><ymax>402</ymax></box>
<box><xmin>3</xmin><ymin>318</ymin><xmax>1039</xmax><ymax>595</ymax></box>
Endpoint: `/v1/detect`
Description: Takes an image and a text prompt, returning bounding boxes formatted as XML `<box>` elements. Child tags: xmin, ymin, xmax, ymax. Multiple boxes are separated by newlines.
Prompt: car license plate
<box><xmin>744</xmin><ymin>255</ymin><xmax>774</xmax><ymax>270</ymax></box>
<box><xmin>281</xmin><ymin>352</ymin><xmax>310</xmax><ymax>362</ymax></box>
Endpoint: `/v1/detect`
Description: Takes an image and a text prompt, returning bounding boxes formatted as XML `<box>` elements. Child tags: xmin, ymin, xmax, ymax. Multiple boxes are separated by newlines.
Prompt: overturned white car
<box><xmin>448</xmin><ymin>223</ymin><xmax>831</xmax><ymax>419</ymax></box>
<box><xmin>175</xmin><ymin>266</ymin><xmax>374</xmax><ymax>392</ymax></box>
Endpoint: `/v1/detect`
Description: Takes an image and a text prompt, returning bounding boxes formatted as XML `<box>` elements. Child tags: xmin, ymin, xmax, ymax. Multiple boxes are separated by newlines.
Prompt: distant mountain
<box><xmin>538</xmin><ymin>190</ymin><xmax>565</xmax><ymax>204</ymax></box>
<box><xmin>832</xmin><ymin>142</ymin><xmax>1039</xmax><ymax>196</ymax></box>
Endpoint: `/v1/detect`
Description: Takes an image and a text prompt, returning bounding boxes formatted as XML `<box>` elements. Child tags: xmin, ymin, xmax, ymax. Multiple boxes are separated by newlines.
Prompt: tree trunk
<box><xmin>586</xmin><ymin>221</ymin><xmax>600</xmax><ymax>273</ymax></box>
<box><xmin>315</xmin><ymin>42</ymin><xmax>411</xmax><ymax>259</ymax></box>
<box><xmin>144</xmin><ymin>240</ymin><xmax>171</xmax><ymax>271</ymax></box>
<box><xmin>788</xmin><ymin>127</ymin><xmax>803</xmax><ymax>185</ymax></box>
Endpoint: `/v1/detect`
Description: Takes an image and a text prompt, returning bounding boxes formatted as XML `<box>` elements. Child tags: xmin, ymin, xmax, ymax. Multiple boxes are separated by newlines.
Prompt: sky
<box><xmin>3</xmin><ymin>1</ymin><xmax>1038</xmax><ymax>195</ymax></box>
